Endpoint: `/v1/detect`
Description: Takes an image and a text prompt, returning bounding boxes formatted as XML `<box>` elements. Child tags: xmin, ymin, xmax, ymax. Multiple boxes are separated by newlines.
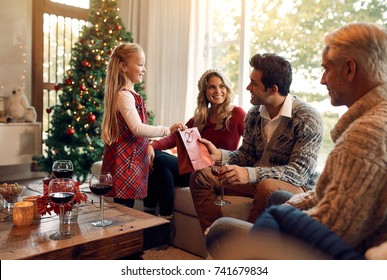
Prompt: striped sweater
<box><xmin>222</xmin><ymin>96</ymin><xmax>324</xmax><ymax>189</ymax></box>
<box><xmin>288</xmin><ymin>83</ymin><xmax>387</xmax><ymax>253</ymax></box>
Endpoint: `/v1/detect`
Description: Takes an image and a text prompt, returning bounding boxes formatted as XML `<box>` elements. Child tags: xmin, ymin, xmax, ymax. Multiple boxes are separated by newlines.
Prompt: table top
<box><xmin>0</xmin><ymin>184</ymin><xmax>170</xmax><ymax>260</ymax></box>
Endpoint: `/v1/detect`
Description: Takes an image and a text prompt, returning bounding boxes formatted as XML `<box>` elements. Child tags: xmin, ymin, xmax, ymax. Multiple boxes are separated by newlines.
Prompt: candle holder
<box><xmin>13</xmin><ymin>201</ymin><xmax>34</xmax><ymax>226</ymax></box>
<box><xmin>23</xmin><ymin>196</ymin><xmax>41</xmax><ymax>220</ymax></box>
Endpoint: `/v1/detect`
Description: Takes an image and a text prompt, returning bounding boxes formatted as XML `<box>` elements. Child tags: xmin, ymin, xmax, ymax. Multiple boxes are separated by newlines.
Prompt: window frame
<box><xmin>206</xmin><ymin>0</ymin><xmax>252</xmax><ymax>110</ymax></box>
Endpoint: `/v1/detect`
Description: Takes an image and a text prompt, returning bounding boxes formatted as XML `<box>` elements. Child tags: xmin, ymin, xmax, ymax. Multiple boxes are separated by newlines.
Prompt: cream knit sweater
<box><xmin>288</xmin><ymin>83</ymin><xmax>387</xmax><ymax>253</ymax></box>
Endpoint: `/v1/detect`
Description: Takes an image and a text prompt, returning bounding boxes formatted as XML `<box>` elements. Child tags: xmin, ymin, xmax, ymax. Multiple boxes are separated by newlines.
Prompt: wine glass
<box><xmin>52</xmin><ymin>160</ymin><xmax>74</xmax><ymax>178</ymax></box>
<box><xmin>89</xmin><ymin>172</ymin><xmax>113</xmax><ymax>227</ymax></box>
<box><xmin>211</xmin><ymin>160</ymin><xmax>231</xmax><ymax>206</ymax></box>
<box><xmin>47</xmin><ymin>178</ymin><xmax>76</xmax><ymax>240</ymax></box>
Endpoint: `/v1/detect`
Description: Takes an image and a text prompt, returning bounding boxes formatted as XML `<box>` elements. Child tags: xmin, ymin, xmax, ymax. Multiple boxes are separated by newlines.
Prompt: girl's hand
<box><xmin>170</xmin><ymin>123</ymin><xmax>186</xmax><ymax>134</ymax></box>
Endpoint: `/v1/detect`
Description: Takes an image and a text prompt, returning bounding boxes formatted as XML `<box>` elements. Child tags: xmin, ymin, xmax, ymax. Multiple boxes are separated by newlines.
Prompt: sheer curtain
<box><xmin>118</xmin><ymin>0</ymin><xmax>207</xmax><ymax>126</ymax></box>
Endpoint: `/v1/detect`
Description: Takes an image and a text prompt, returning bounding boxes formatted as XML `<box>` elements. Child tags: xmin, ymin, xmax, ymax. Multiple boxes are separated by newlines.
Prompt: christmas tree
<box><xmin>34</xmin><ymin>0</ymin><xmax>151</xmax><ymax>182</ymax></box>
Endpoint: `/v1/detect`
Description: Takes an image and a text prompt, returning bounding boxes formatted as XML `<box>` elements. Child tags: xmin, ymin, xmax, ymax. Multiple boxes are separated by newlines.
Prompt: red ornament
<box><xmin>80</xmin><ymin>84</ymin><xmax>87</xmax><ymax>91</ymax></box>
<box><xmin>46</xmin><ymin>107</ymin><xmax>52</xmax><ymax>114</ymax></box>
<box><xmin>117</xmin><ymin>24</ymin><xmax>122</xmax><ymax>31</ymax></box>
<box><xmin>65</xmin><ymin>78</ymin><xmax>72</xmax><ymax>85</ymax></box>
<box><xmin>67</xmin><ymin>127</ymin><xmax>75</xmax><ymax>136</ymax></box>
<box><xmin>81</xmin><ymin>60</ymin><xmax>90</xmax><ymax>67</ymax></box>
<box><xmin>54</xmin><ymin>84</ymin><xmax>60</xmax><ymax>91</ymax></box>
<box><xmin>87</xmin><ymin>113</ymin><xmax>96</xmax><ymax>122</ymax></box>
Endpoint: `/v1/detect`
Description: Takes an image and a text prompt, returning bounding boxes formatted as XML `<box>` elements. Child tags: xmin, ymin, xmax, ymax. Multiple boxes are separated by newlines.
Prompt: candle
<box><xmin>23</xmin><ymin>196</ymin><xmax>41</xmax><ymax>220</ymax></box>
<box><xmin>13</xmin><ymin>201</ymin><xmax>34</xmax><ymax>226</ymax></box>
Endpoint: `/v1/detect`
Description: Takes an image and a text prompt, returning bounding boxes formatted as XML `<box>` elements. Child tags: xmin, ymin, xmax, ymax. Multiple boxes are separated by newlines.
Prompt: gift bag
<box><xmin>176</xmin><ymin>127</ymin><xmax>212</xmax><ymax>174</ymax></box>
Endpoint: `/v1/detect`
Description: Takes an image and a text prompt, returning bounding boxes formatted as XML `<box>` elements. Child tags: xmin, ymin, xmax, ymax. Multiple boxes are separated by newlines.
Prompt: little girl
<box><xmin>101</xmin><ymin>43</ymin><xmax>184</xmax><ymax>208</ymax></box>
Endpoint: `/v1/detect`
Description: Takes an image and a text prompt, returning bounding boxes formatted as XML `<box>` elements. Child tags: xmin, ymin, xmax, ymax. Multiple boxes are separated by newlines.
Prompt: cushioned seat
<box><xmin>171</xmin><ymin>187</ymin><xmax>253</xmax><ymax>258</ymax></box>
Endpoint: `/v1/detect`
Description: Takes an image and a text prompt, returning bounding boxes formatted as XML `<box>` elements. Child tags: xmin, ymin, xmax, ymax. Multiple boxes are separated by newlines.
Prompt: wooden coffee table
<box><xmin>0</xmin><ymin>195</ymin><xmax>170</xmax><ymax>260</ymax></box>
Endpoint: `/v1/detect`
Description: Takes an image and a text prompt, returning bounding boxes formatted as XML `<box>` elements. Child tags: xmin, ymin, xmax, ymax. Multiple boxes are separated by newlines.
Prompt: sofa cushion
<box><xmin>174</xmin><ymin>187</ymin><xmax>253</xmax><ymax>220</ymax></box>
<box><xmin>174</xmin><ymin>187</ymin><xmax>198</xmax><ymax>216</ymax></box>
<box><xmin>171</xmin><ymin>211</ymin><xmax>208</xmax><ymax>257</ymax></box>
<box><xmin>172</xmin><ymin>186</ymin><xmax>253</xmax><ymax>258</ymax></box>
<box><xmin>221</xmin><ymin>195</ymin><xmax>254</xmax><ymax>221</ymax></box>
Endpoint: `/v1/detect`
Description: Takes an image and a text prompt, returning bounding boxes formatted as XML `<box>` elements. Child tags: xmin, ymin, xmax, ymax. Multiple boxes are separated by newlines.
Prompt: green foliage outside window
<box><xmin>209</xmin><ymin>0</ymin><xmax>386</xmax><ymax>167</ymax></box>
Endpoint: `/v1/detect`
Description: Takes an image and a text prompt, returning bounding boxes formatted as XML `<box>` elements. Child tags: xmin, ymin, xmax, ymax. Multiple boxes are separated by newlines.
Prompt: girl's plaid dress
<box><xmin>102</xmin><ymin>90</ymin><xmax>149</xmax><ymax>199</ymax></box>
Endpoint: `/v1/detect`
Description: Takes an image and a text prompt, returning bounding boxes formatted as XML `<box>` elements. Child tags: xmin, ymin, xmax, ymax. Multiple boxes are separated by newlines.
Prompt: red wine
<box><xmin>90</xmin><ymin>184</ymin><xmax>113</xmax><ymax>196</ymax></box>
<box><xmin>211</xmin><ymin>168</ymin><xmax>221</xmax><ymax>179</ymax></box>
<box><xmin>49</xmin><ymin>192</ymin><xmax>74</xmax><ymax>204</ymax></box>
<box><xmin>53</xmin><ymin>169</ymin><xmax>73</xmax><ymax>178</ymax></box>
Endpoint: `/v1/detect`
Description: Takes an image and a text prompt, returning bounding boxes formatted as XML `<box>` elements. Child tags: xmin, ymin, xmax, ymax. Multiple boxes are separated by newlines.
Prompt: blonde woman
<box><xmin>144</xmin><ymin>69</ymin><xmax>246</xmax><ymax>217</ymax></box>
<box><xmin>101</xmin><ymin>43</ymin><xmax>184</xmax><ymax>208</ymax></box>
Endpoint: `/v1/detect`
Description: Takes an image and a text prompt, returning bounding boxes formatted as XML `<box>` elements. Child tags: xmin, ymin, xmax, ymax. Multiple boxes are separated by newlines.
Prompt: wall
<box><xmin>0</xmin><ymin>0</ymin><xmax>32</xmax><ymax>103</ymax></box>
<box><xmin>0</xmin><ymin>1</ymin><xmax>41</xmax><ymax>182</ymax></box>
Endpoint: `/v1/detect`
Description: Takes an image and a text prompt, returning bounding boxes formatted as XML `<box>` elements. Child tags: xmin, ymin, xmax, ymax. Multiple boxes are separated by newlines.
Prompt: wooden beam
<box><xmin>31</xmin><ymin>0</ymin><xmax>45</xmax><ymax>122</ymax></box>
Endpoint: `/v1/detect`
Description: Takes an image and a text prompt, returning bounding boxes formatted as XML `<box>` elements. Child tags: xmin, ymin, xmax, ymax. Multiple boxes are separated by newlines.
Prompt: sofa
<box><xmin>171</xmin><ymin>187</ymin><xmax>253</xmax><ymax>258</ymax></box>
<box><xmin>91</xmin><ymin>161</ymin><xmax>253</xmax><ymax>258</ymax></box>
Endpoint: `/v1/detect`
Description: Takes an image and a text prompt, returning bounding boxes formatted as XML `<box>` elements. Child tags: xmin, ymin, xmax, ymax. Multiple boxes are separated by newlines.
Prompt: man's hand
<box><xmin>219</xmin><ymin>165</ymin><xmax>249</xmax><ymax>185</ymax></box>
<box><xmin>197</xmin><ymin>138</ymin><xmax>222</xmax><ymax>161</ymax></box>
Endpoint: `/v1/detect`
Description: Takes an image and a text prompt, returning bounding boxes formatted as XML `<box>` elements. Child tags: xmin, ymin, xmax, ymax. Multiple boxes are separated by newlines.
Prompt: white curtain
<box><xmin>118</xmin><ymin>0</ymin><xmax>208</xmax><ymax>126</ymax></box>
<box><xmin>117</xmin><ymin>0</ymin><xmax>148</xmax><ymax>48</ymax></box>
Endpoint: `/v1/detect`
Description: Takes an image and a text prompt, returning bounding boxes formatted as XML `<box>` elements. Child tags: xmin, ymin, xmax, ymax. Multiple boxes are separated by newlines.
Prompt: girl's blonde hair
<box><xmin>101</xmin><ymin>43</ymin><xmax>144</xmax><ymax>145</ymax></box>
<box><xmin>194</xmin><ymin>69</ymin><xmax>235</xmax><ymax>131</ymax></box>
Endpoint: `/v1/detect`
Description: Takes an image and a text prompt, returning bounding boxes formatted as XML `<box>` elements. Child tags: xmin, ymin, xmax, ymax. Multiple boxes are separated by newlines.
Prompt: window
<box><xmin>206</xmin><ymin>0</ymin><xmax>387</xmax><ymax>171</ymax></box>
<box><xmin>32</xmin><ymin>0</ymin><xmax>89</xmax><ymax>134</ymax></box>
<box><xmin>42</xmin><ymin>14</ymin><xmax>87</xmax><ymax>134</ymax></box>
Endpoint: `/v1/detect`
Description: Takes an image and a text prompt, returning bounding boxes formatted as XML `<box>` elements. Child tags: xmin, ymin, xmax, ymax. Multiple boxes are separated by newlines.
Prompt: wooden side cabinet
<box><xmin>0</xmin><ymin>123</ymin><xmax>42</xmax><ymax>166</ymax></box>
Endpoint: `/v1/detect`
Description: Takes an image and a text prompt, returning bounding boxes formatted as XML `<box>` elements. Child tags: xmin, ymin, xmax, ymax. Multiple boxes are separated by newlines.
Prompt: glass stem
<box><xmin>100</xmin><ymin>196</ymin><xmax>104</xmax><ymax>226</ymax></box>
<box><xmin>220</xmin><ymin>180</ymin><xmax>224</xmax><ymax>200</ymax></box>
<box><xmin>59</xmin><ymin>205</ymin><xmax>65</xmax><ymax>236</ymax></box>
